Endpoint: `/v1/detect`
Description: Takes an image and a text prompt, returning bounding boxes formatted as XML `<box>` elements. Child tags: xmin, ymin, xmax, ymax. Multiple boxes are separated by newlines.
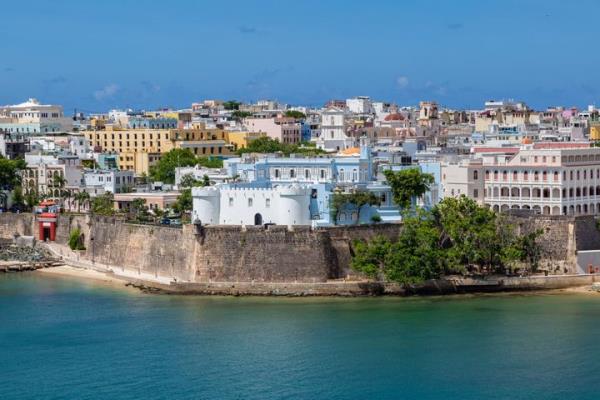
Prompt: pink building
<box><xmin>244</xmin><ymin>117</ymin><xmax>301</xmax><ymax>144</ymax></box>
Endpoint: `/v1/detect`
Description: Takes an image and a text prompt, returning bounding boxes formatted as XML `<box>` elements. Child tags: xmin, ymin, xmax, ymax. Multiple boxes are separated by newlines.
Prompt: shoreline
<box><xmin>29</xmin><ymin>264</ymin><xmax>600</xmax><ymax>298</ymax></box>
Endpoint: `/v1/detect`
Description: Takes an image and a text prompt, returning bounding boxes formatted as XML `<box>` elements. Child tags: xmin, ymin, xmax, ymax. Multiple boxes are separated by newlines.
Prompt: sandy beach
<box><xmin>36</xmin><ymin>265</ymin><xmax>132</xmax><ymax>289</ymax></box>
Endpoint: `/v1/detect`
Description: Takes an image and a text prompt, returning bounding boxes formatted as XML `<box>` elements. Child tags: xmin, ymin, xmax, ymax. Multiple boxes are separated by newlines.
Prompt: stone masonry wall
<box><xmin>0</xmin><ymin>213</ymin><xmax>34</xmax><ymax>239</ymax></box>
<box><xmin>0</xmin><ymin>213</ymin><xmax>592</xmax><ymax>283</ymax></box>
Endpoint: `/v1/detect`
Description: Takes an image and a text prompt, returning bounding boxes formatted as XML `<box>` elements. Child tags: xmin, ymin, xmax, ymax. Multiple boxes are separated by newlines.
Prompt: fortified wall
<box><xmin>1</xmin><ymin>212</ymin><xmax>599</xmax><ymax>282</ymax></box>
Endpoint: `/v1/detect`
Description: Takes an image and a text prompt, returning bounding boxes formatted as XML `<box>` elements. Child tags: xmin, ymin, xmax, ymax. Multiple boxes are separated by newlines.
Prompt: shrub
<box><xmin>68</xmin><ymin>228</ymin><xmax>86</xmax><ymax>250</ymax></box>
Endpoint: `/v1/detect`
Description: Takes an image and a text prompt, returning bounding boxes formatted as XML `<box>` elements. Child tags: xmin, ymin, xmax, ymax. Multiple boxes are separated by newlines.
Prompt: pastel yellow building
<box><xmin>225</xmin><ymin>131</ymin><xmax>266</xmax><ymax>150</ymax></box>
<box><xmin>590</xmin><ymin>124</ymin><xmax>600</xmax><ymax>141</ymax></box>
<box><xmin>83</xmin><ymin>127</ymin><xmax>235</xmax><ymax>175</ymax></box>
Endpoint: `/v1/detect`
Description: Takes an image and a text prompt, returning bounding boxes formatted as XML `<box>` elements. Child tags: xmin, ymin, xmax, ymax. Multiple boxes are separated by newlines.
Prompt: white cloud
<box><xmin>94</xmin><ymin>83</ymin><xmax>119</xmax><ymax>101</ymax></box>
<box><xmin>396</xmin><ymin>76</ymin><xmax>409</xmax><ymax>89</ymax></box>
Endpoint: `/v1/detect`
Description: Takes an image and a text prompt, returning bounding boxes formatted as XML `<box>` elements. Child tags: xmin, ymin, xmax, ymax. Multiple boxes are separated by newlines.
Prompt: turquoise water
<box><xmin>1</xmin><ymin>274</ymin><xmax>600</xmax><ymax>399</ymax></box>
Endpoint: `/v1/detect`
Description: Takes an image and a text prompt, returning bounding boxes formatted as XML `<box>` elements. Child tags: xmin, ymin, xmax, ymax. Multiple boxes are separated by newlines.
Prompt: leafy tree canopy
<box><xmin>223</xmin><ymin>100</ymin><xmax>242</xmax><ymax>110</ymax></box>
<box><xmin>91</xmin><ymin>192</ymin><xmax>114</xmax><ymax>215</ymax></box>
<box><xmin>351</xmin><ymin>196</ymin><xmax>544</xmax><ymax>286</ymax></box>
<box><xmin>383</xmin><ymin>168</ymin><xmax>434</xmax><ymax>210</ymax></box>
<box><xmin>0</xmin><ymin>157</ymin><xmax>27</xmax><ymax>190</ymax></box>
<box><xmin>331</xmin><ymin>191</ymin><xmax>380</xmax><ymax>224</ymax></box>
<box><xmin>149</xmin><ymin>149</ymin><xmax>223</xmax><ymax>184</ymax></box>
<box><xmin>238</xmin><ymin>136</ymin><xmax>325</xmax><ymax>156</ymax></box>
<box><xmin>284</xmin><ymin>110</ymin><xmax>306</xmax><ymax>119</ymax></box>
<box><xmin>231</xmin><ymin>110</ymin><xmax>253</xmax><ymax>119</ymax></box>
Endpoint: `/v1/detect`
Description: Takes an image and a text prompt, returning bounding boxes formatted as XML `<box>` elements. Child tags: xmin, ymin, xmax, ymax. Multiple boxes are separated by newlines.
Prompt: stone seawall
<box><xmin>0</xmin><ymin>213</ymin><xmax>34</xmax><ymax>239</ymax></box>
<box><xmin>2</xmin><ymin>212</ymin><xmax>600</xmax><ymax>295</ymax></box>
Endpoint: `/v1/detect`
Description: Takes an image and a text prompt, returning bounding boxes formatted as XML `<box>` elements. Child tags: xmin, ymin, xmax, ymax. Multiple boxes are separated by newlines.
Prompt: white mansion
<box><xmin>480</xmin><ymin>141</ymin><xmax>600</xmax><ymax>215</ymax></box>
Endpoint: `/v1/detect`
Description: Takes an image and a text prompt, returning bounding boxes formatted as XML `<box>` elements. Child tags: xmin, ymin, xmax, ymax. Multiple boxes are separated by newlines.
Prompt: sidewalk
<box><xmin>41</xmin><ymin>242</ymin><xmax>174</xmax><ymax>285</ymax></box>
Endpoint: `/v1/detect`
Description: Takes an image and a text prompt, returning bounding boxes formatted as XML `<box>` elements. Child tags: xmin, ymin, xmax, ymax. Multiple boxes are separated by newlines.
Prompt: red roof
<box><xmin>533</xmin><ymin>142</ymin><xmax>590</xmax><ymax>149</ymax></box>
<box><xmin>384</xmin><ymin>113</ymin><xmax>405</xmax><ymax>121</ymax></box>
<box><xmin>472</xmin><ymin>147</ymin><xmax>519</xmax><ymax>154</ymax></box>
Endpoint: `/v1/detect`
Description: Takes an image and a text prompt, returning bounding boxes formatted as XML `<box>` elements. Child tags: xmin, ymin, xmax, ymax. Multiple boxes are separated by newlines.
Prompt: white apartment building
<box><xmin>317</xmin><ymin>107</ymin><xmax>354</xmax><ymax>152</ymax></box>
<box><xmin>346</xmin><ymin>96</ymin><xmax>373</xmax><ymax>114</ymax></box>
<box><xmin>479</xmin><ymin>142</ymin><xmax>600</xmax><ymax>215</ymax></box>
<box><xmin>83</xmin><ymin>169</ymin><xmax>135</xmax><ymax>194</ymax></box>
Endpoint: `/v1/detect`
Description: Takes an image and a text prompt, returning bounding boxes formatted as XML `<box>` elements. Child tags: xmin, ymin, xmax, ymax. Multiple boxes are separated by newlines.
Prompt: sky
<box><xmin>1</xmin><ymin>0</ymin><xmax>599</xmax><ymax>112</ymax></box>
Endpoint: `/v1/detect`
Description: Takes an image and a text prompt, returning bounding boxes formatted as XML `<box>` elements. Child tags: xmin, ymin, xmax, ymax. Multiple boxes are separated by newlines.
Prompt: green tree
<box><xmin>74</xmin><ymin>191</ymin><xmax>91</xmax><ymax>213</ymax></box>
<box><xmin>237</xmin><ymin>136</ymin><xmax>325</xmax><ymax>156</ymax></box>
<box><xmin>196</xmin><ymin>157</ymin><xmax>223</xmax><ymax>168</ymax></box>
<box><xmin>231</xmin><ymin>110</ymin><xmax>253</xmax><ymax>119</ymax></box>
<box><xmin>351</xmin><ymin>209</ymin><xmax>445</xmax><ymax>285</ymax></box>
<box><xmin>434</xmin><ymin>196</ymin><xmax>499</xmax><ymax>270</ymax></box>
<box><xmin>0</xmin><ymin>157</ymin><xmax>26</xmax><ymax>190</ymax></box>
<box><xmin>149</xmin><ymin>149</ymin><xmax>198</xmax><ymax>183</ymax></box>
<box><xmin>223</xmin><ymin>100</ymin><xmax>242</xmax><ymax>110</ymax></box>
<box><xmin>24</xmin><ymin>190</ymin><xmax>39</xmax><ymax>210</ymax></box>
<box><xmin>330</xmin><ymin>191</ymin><xmax>380</xmax><ymax>224</ymax></box>
<box><xmin>383</xmin><ymin>168</ymin><xmax>434</xmax><ymax>210</ymax></box>
<box><xmin>91</xmin><ymin>192</ymin><xmax>114</xmax><ymax>215</ymax></box>
<box><xmin>129</xmin><ymin>198</ymin><xmax>149</xmax><ymax>221</ymax></box>
<box><xmin>11</xmin><ymin>186</ymin><xmax>24</xmax><ymax>207</ymax></box>
<box><xmin>284</xmin><ymin>110</ymin><xmax>306</xmax><ymax>119</ymax></box>
<box><xmin>350</xmin><ymin>197</ymin><xmax>545</xmax><ymax>286</ymax></box>
<box><xmin>174</xmin><ymin>174</ymin><xmax>209</xmax><ymax>213</ymax></box>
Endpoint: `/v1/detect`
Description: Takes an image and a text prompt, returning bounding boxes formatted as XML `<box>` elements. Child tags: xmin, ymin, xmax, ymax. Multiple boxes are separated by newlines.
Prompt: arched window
<box><xmin>339</xmin><ymin>169</ymin><xmax>345</xmax><ymax>181</ymax></box>
<box><xmin>474</xmin><ymin>170</ymin><xmax>479</xmax><ymax>180</ymax></box>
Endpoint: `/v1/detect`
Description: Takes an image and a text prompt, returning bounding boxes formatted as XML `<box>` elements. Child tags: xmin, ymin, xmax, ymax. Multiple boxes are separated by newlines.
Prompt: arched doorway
<box><xmin>254</xmin><ymin>213</ymin><xmax>263</xmax><ymax>226</ymax></box>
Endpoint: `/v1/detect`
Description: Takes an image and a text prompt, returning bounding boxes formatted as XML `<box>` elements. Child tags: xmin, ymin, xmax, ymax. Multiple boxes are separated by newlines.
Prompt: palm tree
<box><xmin>75</xmin><ymin>191</ymin><xmax>91</xmax><ymax>213</ymax></box>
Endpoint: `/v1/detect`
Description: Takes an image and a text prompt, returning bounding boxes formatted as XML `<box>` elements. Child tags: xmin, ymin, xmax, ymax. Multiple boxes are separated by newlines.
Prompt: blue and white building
<box><xmin>192</xmin><ymin>138</ymin><xmax>407</xmax><ymax>226</ymax></box>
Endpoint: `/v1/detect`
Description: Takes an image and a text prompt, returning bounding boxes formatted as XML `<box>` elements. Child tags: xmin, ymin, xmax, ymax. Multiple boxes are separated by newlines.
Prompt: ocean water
<box><xmin>1</xmin><ymin>274</ymin><xmax>600</xmax><ymax>400</ymax></box>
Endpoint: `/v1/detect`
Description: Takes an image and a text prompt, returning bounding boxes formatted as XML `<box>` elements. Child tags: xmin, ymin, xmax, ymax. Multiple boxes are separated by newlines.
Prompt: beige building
<box><xmin>441</xmin><ymin>159</ymin><xmax>485</xmax><ymax>204</ymax></box>
<box><xmin>113</xmin><ymin>192</ymin><xmax>179</xmax><ymax>211</ymax></box>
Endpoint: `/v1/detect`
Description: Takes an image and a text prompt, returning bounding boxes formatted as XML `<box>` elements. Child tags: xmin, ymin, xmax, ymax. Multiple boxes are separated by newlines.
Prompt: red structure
<box><xmin>38</xmin><ymin>212</ymin><xmax>57</xmax><ymax>241</ymax></box>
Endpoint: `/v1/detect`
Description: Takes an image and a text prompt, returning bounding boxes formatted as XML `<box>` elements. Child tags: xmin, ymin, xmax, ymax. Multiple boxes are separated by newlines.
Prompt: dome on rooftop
<box><xmin>384</xmin><ymin>113</ymin><xmax>405</xmax><ymax>121</ymax></box>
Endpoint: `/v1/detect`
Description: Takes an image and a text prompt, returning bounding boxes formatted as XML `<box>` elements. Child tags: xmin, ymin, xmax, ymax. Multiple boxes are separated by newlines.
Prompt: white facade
<box><xmin>317</xmin><ymin>108</ymin><xmax>354</xmax><ymax>151</ymax></box>
<box><xmin>175</xmin><ymin>165</ymin><xmax>231</xmax><ymax>187</ymax></box>
<box><xmin>69</xmin><ymin>135</ymin><xmax>91</xmax><ymax>158</ymax></box>
<box><xmin>441</xmin><ymin>159</ymin><xmax>485</xmax><ymax>204</ymax></box>
<box><xmin>83</xmin><ymin>169</ymin><xmax>134</xmax><ymax>193</ymax></box>
<box><xmin>480</xmin><ymin>143</ymin><xmax>600</xmax><ymax>215</ymax></box>
<box><xmin>0</xmin><ymin>98</ymin><xmax>72</xmax><ymax>133</ymax></box>
<box><xmin>346</xmin><ymin>96</ymin><xmax>373</xmax><ymax>114</ymax></box>
<box><xmin>192</xmin><ymin>184</ymin><xmax>312</xmax><ymax>226</ymax></box>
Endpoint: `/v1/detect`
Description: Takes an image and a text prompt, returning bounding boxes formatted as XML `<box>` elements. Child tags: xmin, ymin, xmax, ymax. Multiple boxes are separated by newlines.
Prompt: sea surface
<box><xmin>1</xmin><ymin>273</ymin><xmax>600</xmax><ymax>400</ymax></box>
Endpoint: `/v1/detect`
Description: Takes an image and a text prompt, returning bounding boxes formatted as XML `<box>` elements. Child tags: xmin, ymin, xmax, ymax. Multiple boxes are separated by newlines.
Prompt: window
<box><xmin>229</xmin><ymin>197</ymin><xmax>233</xmax><ymax>206</ymax></box>
<box><xmin>339</xmin><ymin>169</ymin><xmax>345</xmax><ymax>181</ymax></box>
<box><xmin>290</xmin><ymin>169</ymin><xmax>295</xmax><ymax>178</ymax></box>
<box><xmin>473</xmin><ymin>189</ymin><xmax>479</xmax><ymax>198</ymax></box>
<box><xmin>473</xmin><ymin>170</ymin><xmax>479</xmax><ymax>180</ymax></box>
<box><xmin>275</xmin><ymin>169</ymin><xmax>280</xmax><ymax>178</ymax></box>
<box><xmin>320</xmin><ymin>169</ymin><xmax>325</xmax><ymax>179</ymax></box>
<box><xmin>305</xmin><ymin>169</ymin><xmax>310</xmax><ymax>179</ymax></box>
<box><xmin>266</xmin><ymin>198</ymin><xmax>271</xmax><ymax>208</ymax></box>
<box><xmin>248</xmin><ymin>198</ymin><xmax>253</xmax><ymax>207</ymax></box>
